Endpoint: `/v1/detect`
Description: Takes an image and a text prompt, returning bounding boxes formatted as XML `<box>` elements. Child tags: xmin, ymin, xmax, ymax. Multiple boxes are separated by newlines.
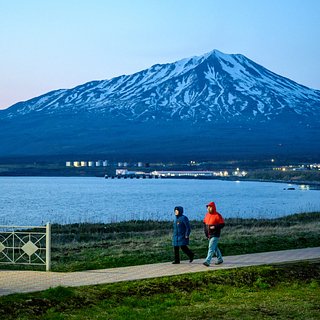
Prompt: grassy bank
<box><xmin>1</xmin><ymin>212</ymin><xmax>319</xmax><ymax>272</ymax></box>
<box><xmin>1</xmin><ymin>261</ymin><xmax>319</xmax><ymax>319</ymax></box>
<box><xmin>4</xmin><ymin>212</ymin><xmax>317</xmax><ymax>272</ymax></box>
<box><xmin>49</xmin><ymin>212</ymin><xmax>320</xmax><ymax>272</ymax></box>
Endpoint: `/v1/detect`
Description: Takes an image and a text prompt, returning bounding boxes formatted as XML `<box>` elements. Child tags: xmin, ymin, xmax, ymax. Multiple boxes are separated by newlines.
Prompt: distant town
<box><xmin>0</xmin><ymin>158</ymin><xmax>319</xmax><ymax>182</ymax></box>
<box><xmin>64</xmin><ymin>159</ymin><xmax>320</xmax><ymax>180</ymax></box>
<box><xmin>65</xmin><ymin>159</ymin><xmax>248</xmax><ymax>178</ymax></box>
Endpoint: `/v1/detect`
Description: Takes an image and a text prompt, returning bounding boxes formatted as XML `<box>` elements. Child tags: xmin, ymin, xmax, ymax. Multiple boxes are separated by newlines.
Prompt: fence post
<box><xmin>46</xmin><ymin>222</ymin><xmax>51</xmax><ymax>271</ymax></box>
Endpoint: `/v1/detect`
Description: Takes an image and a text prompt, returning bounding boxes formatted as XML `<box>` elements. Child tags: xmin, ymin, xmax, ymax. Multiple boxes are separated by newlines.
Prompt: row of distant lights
<box><xmin>273</xmin><ymin>164</ymin><xmax>320</xmax><ymax>172</ymax></box>
<box><xmin>157</xmin><ymin>171</ymin><xmax>230</xmax><ymax>177</ymax></box>
<box><xmin>233</xmin><ymin>168</ymin><xmax>248</xmax><ymax>176</ymax></box>
<box><xmin>271</xmin><ymin>158</ymin><xmax>320</xmax><ymax>169</ymax></box>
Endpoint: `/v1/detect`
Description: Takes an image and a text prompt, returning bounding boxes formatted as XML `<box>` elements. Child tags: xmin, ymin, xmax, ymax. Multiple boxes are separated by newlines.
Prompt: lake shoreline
<box><xmin>2</xmin><ymin>173</ymin><xmax>320</xmax><ymax>186</ymax></box>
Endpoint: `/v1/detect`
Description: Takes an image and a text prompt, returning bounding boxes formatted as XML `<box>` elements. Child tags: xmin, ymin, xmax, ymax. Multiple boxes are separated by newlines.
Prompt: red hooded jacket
<box><xmin>203</xmin><ymin>202</ymin><xmax>225</xmax><ymax>238</ymax></box>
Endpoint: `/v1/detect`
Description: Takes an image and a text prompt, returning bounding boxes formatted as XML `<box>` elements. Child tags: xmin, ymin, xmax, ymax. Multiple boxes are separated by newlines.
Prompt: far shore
<box><xmin>1</xmin><ymin>172</ymin><xmax>320</xmax><ymax>187</ymax></box>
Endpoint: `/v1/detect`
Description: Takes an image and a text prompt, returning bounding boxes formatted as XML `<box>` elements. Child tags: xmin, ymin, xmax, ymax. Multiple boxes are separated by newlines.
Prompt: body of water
<box><xmin>0</xmin><ymin>177</ymin><xmax>319</xmax><ymax>225</ymax></box>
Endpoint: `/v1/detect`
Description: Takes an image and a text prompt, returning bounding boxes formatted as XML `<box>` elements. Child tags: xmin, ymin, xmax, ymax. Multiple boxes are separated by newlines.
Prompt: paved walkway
<box><xmin>1</xmin><ymin>247</ymin><xmax>319</xmax><ymax>296</ymax></box>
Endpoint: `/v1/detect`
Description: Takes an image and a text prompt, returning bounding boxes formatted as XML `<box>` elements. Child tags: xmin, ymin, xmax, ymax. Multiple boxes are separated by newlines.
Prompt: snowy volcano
<box><xmin>0</xmin><ymin>50</ymin><xmax>319</xmax><ymax>160</ymax></box>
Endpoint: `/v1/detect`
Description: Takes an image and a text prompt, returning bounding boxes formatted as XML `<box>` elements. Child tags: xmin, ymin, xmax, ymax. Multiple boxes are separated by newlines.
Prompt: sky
<box><xmin>1</xmin><ymin>0</ymin><xmax>319</xmax><ymax>110</ymax></box>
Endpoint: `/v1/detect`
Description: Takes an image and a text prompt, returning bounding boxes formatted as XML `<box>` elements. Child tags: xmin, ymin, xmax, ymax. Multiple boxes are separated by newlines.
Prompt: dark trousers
<box><xmin>174</xmin><ymin>245</ymin><xmax>194</xmax><ymax>262</ymax></box>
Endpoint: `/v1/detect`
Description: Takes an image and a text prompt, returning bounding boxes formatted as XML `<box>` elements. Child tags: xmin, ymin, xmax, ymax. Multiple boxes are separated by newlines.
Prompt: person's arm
<box><xmin>213</xmin><ymin>223</ymin><xmax>225</xmax><ymax>231</ymax></box>
<box><xmin>203</xmin><ymin>222</ymin><xmax>209</xmax><ymax>238</ymax></box>
<box><xmin>184</xmin><ymin>217</ymin><xmax>191</xmax><ymax>238</ymax></box>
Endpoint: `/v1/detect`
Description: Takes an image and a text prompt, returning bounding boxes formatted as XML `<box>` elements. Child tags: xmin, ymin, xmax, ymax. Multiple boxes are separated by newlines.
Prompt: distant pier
<box><xmin>105</xmin><ymin>174</ymin><xmax>160</xmax><ymax>179</ymax></box>
<box><xmin>104</xmin><ymin>169</ymin><xmax>245</xmax><ymax>180</ymax></box>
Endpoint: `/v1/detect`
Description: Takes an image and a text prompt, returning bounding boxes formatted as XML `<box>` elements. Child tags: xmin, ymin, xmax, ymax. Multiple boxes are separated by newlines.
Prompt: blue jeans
<box><xmin>204</xmin><ymin>236</ymin><xmax>223</xmax><ymax>264</ymax></box>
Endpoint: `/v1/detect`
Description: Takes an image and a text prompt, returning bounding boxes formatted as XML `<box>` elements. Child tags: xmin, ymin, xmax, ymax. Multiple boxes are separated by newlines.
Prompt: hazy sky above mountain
<box><xmin>1</xmin><ymin>0</ymin><xmax>319</xmax><ymax>109</ymax></box>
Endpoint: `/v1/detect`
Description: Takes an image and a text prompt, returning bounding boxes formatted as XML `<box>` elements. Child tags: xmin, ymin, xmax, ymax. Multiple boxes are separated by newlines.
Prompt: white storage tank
<box><xmin>96</xmin><ymin>160</ymin><xmax>103</xmax><ymax>167</ymax></box>
<box><xmin>103</xmin><ymin>160</ymin><xmax>109</xmax><ymax>166</ymax></box>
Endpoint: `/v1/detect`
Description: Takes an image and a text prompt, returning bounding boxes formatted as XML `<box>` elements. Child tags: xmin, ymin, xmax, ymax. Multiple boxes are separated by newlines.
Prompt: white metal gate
<box><xmin>0</xmin><ymin>223</ymin><xmax>51</xmax><ymax>271</ymax></box>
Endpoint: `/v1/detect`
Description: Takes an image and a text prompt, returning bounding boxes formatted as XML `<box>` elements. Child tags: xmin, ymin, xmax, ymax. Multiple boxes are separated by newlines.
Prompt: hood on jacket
<box><xmin>206</xmin><ymin>202</ymin><xmax>217</xmax><ymax>213</ymax></box>
<box><xmin>174</xmin><ymin>206</ymin><xmax>184</xmax><ymax>215</ymax></box>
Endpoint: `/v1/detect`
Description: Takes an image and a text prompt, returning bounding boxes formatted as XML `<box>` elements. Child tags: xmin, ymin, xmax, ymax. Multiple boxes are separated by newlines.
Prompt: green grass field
<box><xmin>1</xmin><ymin>212</ymin><xmax>319</xmax><ymax>272</ymax></box>
<box><xmin>1</xmin><ymin>261</ymin><xmax>319</xmax><ymax>319</ymax></box>
<box><xmin>51</xmin><ymin>212</ymin><xmax>320</xmax><ymax>272</ymax></box>
<box><xmin>0</xmin><ymin>212</ymin><xmax>319</xmax><ymax>319</ymax></box>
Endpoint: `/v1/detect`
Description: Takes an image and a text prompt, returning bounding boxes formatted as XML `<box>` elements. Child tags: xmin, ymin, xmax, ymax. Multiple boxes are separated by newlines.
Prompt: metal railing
<box><xmin>0</xmin><ymin>223</ymin><xmax>51</xmax><ymax>271</ymax></box>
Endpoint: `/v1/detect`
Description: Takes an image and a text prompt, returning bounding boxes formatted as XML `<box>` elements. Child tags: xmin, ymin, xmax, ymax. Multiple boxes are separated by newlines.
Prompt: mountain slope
<box><xmin>0</xmin><ymin>50</ymin><xmax>319</xmax><ymax>160</ymax></box>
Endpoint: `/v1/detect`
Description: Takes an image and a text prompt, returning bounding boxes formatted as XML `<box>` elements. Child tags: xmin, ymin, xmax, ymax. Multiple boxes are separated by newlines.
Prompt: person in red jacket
<box><xmin>203</xmin><ymin>201</ymin><xmax>225</xmax><ymax>267</ymax></box>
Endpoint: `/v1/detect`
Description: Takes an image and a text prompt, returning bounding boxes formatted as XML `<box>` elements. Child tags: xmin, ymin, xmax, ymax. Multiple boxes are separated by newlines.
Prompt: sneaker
<box><xmin>215</xmin><ymin>260</ymin><xmax>223</xmax><ymax>265</ymax></box>
<box><xmin>203</xmin><ymin>262</ymin><xmax>210</xmax><ymax>267</ymax></box>
<box><xmin>189</xmin><ymin>253</ymin><xmax>195</xmax><ymax>263</ymax></box>
<box><xmin>172</xmin><ymin>261</ymin><xmax>180</xmax><ymax>264</ymax></box>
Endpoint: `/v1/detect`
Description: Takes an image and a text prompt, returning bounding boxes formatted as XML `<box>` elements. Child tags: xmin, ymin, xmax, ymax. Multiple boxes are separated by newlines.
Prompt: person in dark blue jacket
<box><xmin>172</xmin><ymin>206</ymin><xmax>194</xmax><ymax>264</ymax></box>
